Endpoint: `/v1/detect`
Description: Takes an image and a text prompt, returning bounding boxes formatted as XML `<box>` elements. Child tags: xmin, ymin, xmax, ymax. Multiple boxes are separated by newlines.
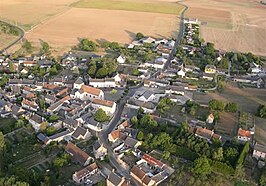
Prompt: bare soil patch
<box><xmin>25</xmin><ymin>8</ymin><xmax>179</xmax><ymax>50</ymax></box>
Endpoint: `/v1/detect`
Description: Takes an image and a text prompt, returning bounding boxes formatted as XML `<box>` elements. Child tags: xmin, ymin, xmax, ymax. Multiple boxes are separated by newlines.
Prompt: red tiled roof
<box><xmin>81</xmin><ymin>85</ymin><xmax>101</xmax><ymax>96</ymax></box>
<box><xmin>238</xmin><ymin>128</ymin><xmax>251</xmax><ymax>138</ymax></box>
<box><xmin>142</xmin><ymin>154</ymin><xmax>164</xmax><ymax>167</ymax></box>
<box><xmin>92</xmin><ymin>98</ymin><xmax>114</xmax><ymax>107</ymax></box>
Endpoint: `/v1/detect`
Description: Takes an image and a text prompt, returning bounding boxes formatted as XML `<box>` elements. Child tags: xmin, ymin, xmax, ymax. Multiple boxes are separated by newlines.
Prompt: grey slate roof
<box><xmin>108</xmin><ymin>172</ymin><xmax>123</xmax><ymax>185</ymax></box>
<box><xmin>72</xmin><ymin>126</ymin><xmax>87</xmax><ymax>139</ymax></box>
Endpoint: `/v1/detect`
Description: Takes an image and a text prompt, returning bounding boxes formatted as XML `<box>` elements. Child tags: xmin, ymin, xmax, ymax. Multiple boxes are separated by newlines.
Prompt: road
<box><xmin>96</xmin><ymin>2</ymin><xmax>188</xmax><ymax>185</ymax></box>
<box><xmin>97</xmin><ymin>86</ymin><xmax>141</xmax><ymax>185</ymax></box>
<box><xmin>0</xmin><ymin>20</ymin><xmax>25</xmax><ymax>54</ymax></box>
<box><xmin>164</xmin><ymin>1</ymin><xmax>188</xmax><ymax>70</ymax></box>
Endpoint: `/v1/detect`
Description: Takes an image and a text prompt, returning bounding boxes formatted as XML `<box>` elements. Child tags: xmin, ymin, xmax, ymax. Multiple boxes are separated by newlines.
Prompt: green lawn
<box><xmin>71</xmin><ymin>0</ymin><xmax>183</xmax><ymax>15</ymax></box>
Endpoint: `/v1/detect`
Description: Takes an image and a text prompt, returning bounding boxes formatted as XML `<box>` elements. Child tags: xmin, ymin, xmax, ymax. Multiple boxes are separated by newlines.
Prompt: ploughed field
<box><xmin>184</xmin><ymin>0</ymin><xmax>266</xmax><ymax>56</ymax></box>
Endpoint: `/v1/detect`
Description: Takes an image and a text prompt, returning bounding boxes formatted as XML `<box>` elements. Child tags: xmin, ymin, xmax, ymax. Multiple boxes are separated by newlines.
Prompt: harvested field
<box><xmin>184</xmin><ymin>0</ymin><xmax>266</xmax><ymax>56</ymax></box>
<box><xmin>25</xmin><ymin>8</ymin><xmax>179</xmax><ymax>48</ymax></box>
<box><xmin>0</xmin><ymin>31</ymin><xmax>18</xmax><ymax>49</ymax></box>
<box><xmin>0</xmin><ymin>0</ymin><xmax>78</xmax><ymax>30</ymax></box>
<box><xmin>72</xmin><ymin>0</ymin><xmax>183</xmax><ymax>14</ymax></box>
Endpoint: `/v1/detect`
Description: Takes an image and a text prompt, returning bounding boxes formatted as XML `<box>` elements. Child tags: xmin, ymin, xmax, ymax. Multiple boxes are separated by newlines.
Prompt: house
<box><xmin>107</xmin><ymin>171</ymin><xmax>129</xmax><ymax>186</ymax></box>
<box><xmin>47</xmin><ymin>129</ymin><xmax>73</xmax><ymax>144</ymax></box>
<box><xmin>195</xmin><ymin>127</ymin><xmax>221</xmax><ymax>142</ymax></box>
<box><xmin>165</xmin><ymin>86</ymin><xmax>185</xmax><ymax>96</ymax></box>
<box><xmin>117</xmin><ymin>55</ymin><xmax>126</xmax><ymax>64</ymax></box>
<box><xmin>118</xmin><ymin>120</ymin><xmax>130</xmax><ymax>130</ymax></box>
<box><xmin>44</xmin><ymin>94</ymin><xmax>57</xmax><ymax>105</ymax></box>
<box><xmin>29</xmin><ymin>114</ymin><xmax>44</xmax><ymax>131</ymax></box>
<box><xmin>130</xmin><ymin>165</ymin><xmax>155</xmax><ymax>186</ymax></box>
<box><xmin>138</xmin><ymin>91</ymin><xmax>155</xmax><ymax>102</ymax></box>
<box><xmin>253</xmin><ymin>143</ymin><xmax>266</xmax><ymax>160</ymax></box>
<box><xmin>237</xmin><ymin>128</ymin><xmax>252</xmax><ymax>142</ymax></box>
<box><xmin>206</xmin><ymin>113</ymin><xmax>214</xmax><ymax>124</ymax></box>
<box><xmin>74</xmin><ymin>77</ymin><xmax>84</xmax><ymax>89</ymax></box>
<box><xmin>233</xmin><ymin>76</ymin><xmax>264</xmax><ymax>88</ymax></box>
<box><xmin>21</xmin><ymin>99</ymin><xmax>39</xmax><ymax>112</ymax></box>
<box><xmin>108</xmin><ymin>130</ymin><xmax>125</xmax><ymax>143</ymax></box>
<box><xmin>204</xmin><ymin>65</ymin><xmax>217</xmax><ymax>74</ymax></box>
<box><xmin>21</xmin><ymin>68</ymin><xmax>29</xmax><ymax>74</ymax></box>
<box><xmin>66</xmin><ymin>142</ymin><xmax>94</xmax><ymax>166</ymax></box>
<box><xmin>89</xmin><ymin>78</ymin><xmax>120</xmax><ymax>88</ymax></box>
<box><xmin>177</xmin><ymin>68</ymin><xmax>186</xmax><ymax>78</ymax></box>
<box><xmin>124</xmin><ymin>136</ymin><xmax>142</xmax><ymax>149</ymax></box>
<box><xmin>126</xmin><ymin>98</ymin><xmax>156</xmax><ymax>113</ymax></box>
<box><xmin>202</xmin><ymin>73</ymin><xmax>215</xmax><ymax>81</ymax></box>
<box><xmin>141</xmin><ymin>37</ymin><xmax>155</xmax><ymax>44</ymax></box>
<box><xmin>93</xmin><ymin>141</ymin><xmax>107</xmax><ymax>160</ymax></box>
<box><xmin>63</xmin><ymin>118</ymin><xmax>79</xmax><ymax>129</ymax></box>
<box><xmin>91</xmin><ymin>98</ymin><xmax>117</xmax><ymax>115</ymax></box>
<box><xmin>10</xmin><ymin>105</ymin><xmax>25</xmax><ymax>119</ymax></box>
<box><xmin>72</xmin><ymin>126</ymin><xmax>91</xmax><ymax>140</ymax></box>
<box><xmin>72</xmin><ymin>162</ymin><xmax>98</xmax><ymax>184</ymax></box>
<box><xmin>23</xmin><ymin>61</ymin><xmax>37</xmax><ymax>67</ymax></box>
<box><xmin>74</xmin><ymin>85</ymin><xmax>104</xmax><ymax>101</ymax></box>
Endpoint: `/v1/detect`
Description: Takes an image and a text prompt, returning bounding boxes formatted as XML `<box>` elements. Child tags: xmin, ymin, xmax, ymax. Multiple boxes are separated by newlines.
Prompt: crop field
<box><xmin>184</xmin><ymin>0</ymin><xmax>266</xmax><ymax>56</ymax></box>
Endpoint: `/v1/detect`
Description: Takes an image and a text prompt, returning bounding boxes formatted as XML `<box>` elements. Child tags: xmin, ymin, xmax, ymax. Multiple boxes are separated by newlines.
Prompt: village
<box><xmin>0</xmin><ymin>18</ymin><xmax>266</xmax><ymax>186</ymax></box>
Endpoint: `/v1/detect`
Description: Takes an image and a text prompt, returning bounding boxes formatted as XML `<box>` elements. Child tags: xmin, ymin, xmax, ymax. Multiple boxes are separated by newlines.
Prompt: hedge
<box><xmin>236</xmin><ymin>142</ymin><xmax>250</xmax><ymax>166</ymax></box>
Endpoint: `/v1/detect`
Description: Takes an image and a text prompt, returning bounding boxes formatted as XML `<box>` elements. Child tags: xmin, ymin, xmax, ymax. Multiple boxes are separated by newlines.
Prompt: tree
<box><xmin>45</xmin><ymin>126</ymin><xmax>57</xmax><ymax>136</ymax></box>
<box><xmin>137</xmin><ymin>107</ymin><xmax>144</xmax><ymax>119</ymax></box>
<box><xmin>260</xmin><ymin>169</ymin><xmax>266</xmax><ymax>186</ymax></box>
<box><xmin>136</xmin><ymin>32</ymin><xmax>144</xmax><ymax>40</ymax></box>
<box><xmin>225</xmin><ymin>102</ymin><xmax>239</xmax><ymax>113</ymax></box>
<box><xmin>80</xmin><ymin>39</ymin><xmax>97</xmax><ymax>51</ymax></box>
<box><xmin>162</xmin><ymin>151</ymin><xmax>171</xmax><ymax>160</ymax></box>
<box><xmin>48</xmin><ymin>115</ymin><xmax>59</xmax><ymax>122</ymax></box>
<box><xmin>212</xmin><ymin>147</ymin><xmax>223</xmax><ymax>161</ymax></box>
<box><xmin>41</xmin><ymin>41</ymin><xmax>50</xmax><ymax>54</ymax></box>
<box><xmin>0</xmin><ymin>176</ymin><xmax>29</xmax><ymax>186</ymax></box>
<box><xmin>52</xmin><ymin>153</ymin><xmax>70</xmax><ymax>169</ymax></box>
<box><xmin>224</xmin><ymin>147</ymin><xmax>239</xmax><ymax>166</ymax></box>
<box><xmin>109</xmin><ymin>42</ymin><xmax>120</xmax><ymax>50</ymax></box>
<box><xmin>16</xmin><ymin>119</ymin><xmax>24</xmax><ymax>128</ymax></box>
<box><xmin>88</xmin><ymin>61</ymin><xmax>97</xmax><ymax>77</ymax></box>
<box><xmin>157</xmin><ymin>98</ymin><xmax>172</xmax><ymax>115</ymax></box>
<box><xmin>137</xmin><ymin>131</ymin><xmax>144</xmax><ymax>141</ymax></box>
<box><xmin>257</xmin><ymin>105</ymin><xmax>266</xmax><ymax>118</ymax></box>
<box><xmin>9</xmin><ymin>61</ymin><xmax>15</xmax><ymax>72</ymax></box>
<box><xmin>96</xmin><ymin>67</ymin><xmax>108</xmax><ymax>78</ymax></box>
<box><xmin>192</xmin><ymin>156</ymin><xmax>211</xmax><ymax>176</ymax></box>
<box><xmin>131</xmin><ymin>116</ymin><xmax>138</xmax><ymax>125</ymax></box>
<box><xmin>208</xmin><ymin>99</ymin><xmax>225</xmax><ymax>111</ymax></box>
<box><xmin>48</xmin><ymin>65</ymin><xmax>58</xmax><ymax>76</ymax></box>
<box><xmin>22</xmin><ymin>40</ymin><xmax>33</xmax><ymax>53</ymax></box>
<box><xmin>140</xmin><ymin>114</ymin><xmax>158</xmax><ymax>129</ymax></box>
<box><xmin>132</xmin><ymin>68</ymin><xmax>139</xmax><ymax>76</ymax></box>
<box><xmin>94</xmin><ymin>109</ymin><xmax>109</xmax><ymax>122</ymax></box>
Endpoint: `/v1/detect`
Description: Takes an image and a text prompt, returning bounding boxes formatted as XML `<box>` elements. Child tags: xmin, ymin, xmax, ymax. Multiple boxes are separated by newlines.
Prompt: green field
<box><xmin>71</xmin><ymin>0</ymin><xmax>183</xmax><ymax>15</ymax></box>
